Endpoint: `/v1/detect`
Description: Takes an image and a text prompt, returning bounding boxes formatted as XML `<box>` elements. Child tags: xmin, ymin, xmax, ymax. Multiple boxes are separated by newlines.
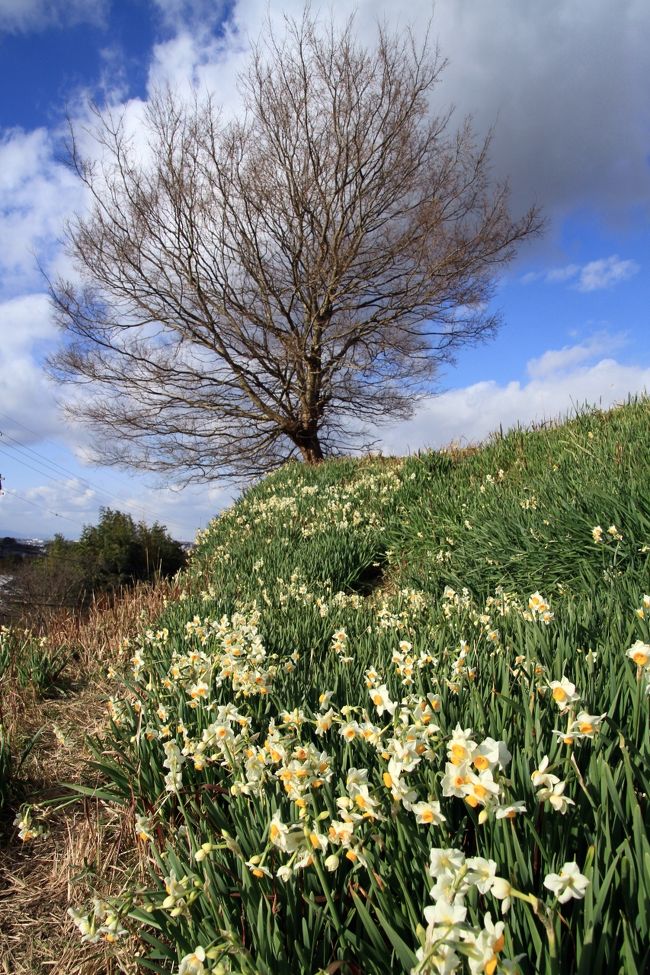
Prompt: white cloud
<box><xmin>0</xmin><ymin>294</ymin><xmax>63</xmax><ymax>441</ymax></box>
<box><xmin>135</xmin><ymin>0</ymin><xmax>650</xmax><ymax>258</ymax></box>
<box><xmin>151</xmin><ymin>0</ymin><xmax>229</xmax><ymax>33</ymax></box>
<box><xmin>0</xmin><ymin>470</ymin><xmax>234</xmax><ymax>541</ymax></box>
<box><xmin>2</xmin><ymin>0</ymin><xmax>647</xmax><ymax>307</ymax></box>
<box><xmin>0</xmin><ymin>128</ymin><xmax>86</xmax><ymax>293</ymax></box>
<box><xmin>0</xmin><ymin>0</ymin><xmax>106</xmax><ymax>33</ymax></box>
<box><xmin>546</xmin><ymin>265</ymin><xmax>580</xmax><ymax>284</ymax></box>
<box><xmin>523</xmin><ymin>255</ymin><xmax>640</xmax><ymax>291</ymax></box>
<box><xmin>526</xmin><ymin>331</ymin><xmax>628</xmax><ymax>379</ymax></box>
<box><xmin>576</xmin><ymin>256</ymin><xmax>640</xmax><ymax>292</ymax></box>
<box><xmin>145</xmin><ymin>19</ymin><xmax>248</xmax><ymax>108</ymax></box>
<box><xmin>380</xmin><ymin>356</ymin><xmax>650</xmax><ymax>455</ymax></box>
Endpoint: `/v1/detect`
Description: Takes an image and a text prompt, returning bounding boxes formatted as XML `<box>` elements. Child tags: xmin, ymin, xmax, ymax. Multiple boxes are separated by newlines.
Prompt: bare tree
<box><xmin>49</xmin><ymin>11</ymin><xmax>540</xmax><ymax>481</ymax></box>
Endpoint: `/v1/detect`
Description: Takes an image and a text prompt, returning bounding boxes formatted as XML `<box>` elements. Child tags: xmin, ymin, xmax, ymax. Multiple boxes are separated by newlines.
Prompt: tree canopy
<box><xmin>50</xmin><ymin>11</ymin><xmax>540</xmax><ymax>480</ymax></box>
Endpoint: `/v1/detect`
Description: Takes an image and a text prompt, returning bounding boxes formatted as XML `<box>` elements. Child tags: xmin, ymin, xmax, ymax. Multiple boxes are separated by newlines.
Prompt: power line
<box><xmin>0</xmin><ymin>428</ymin><xmax>120</xmax><ymax>494</ymax></box>
<box><xmin>2</xmin><ymin>488</ymin><xmax>87</xmax><ymax>528</ymax></box>
<box><xmin>0</xmin><ymin>409</ymin><xmax>135</xmax><ymax>496</ymax></box>
<box><xmin>0</xmin><ymin>431</ymin><xmax>150</xmax><ymax>521</ymax></box>
<box><xmin>0</xmin><ymin>443</ymin><xmax>83</xmax><ymax>491</ymax></box>
<box><xmin>0</xmin><ymin>420</ymin><xmax>190</xmax><ymax>538</ymax></box>
<box><xmin>0</xmin><ymin>412</ymin><xmax>177</xmax><ymax>527</ymax></box>
<box><xmin>0</xmin><ymin>435</ymin><xmax>147</xmax><ymax>521</ymax></box>
<box><xmin>1</xmin><ymin>476</ymin><xmax>189</xmax><ymax>539</ymax></box>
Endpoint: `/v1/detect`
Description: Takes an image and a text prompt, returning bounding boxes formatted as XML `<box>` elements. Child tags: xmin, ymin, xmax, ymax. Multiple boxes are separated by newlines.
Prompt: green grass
<box><xmin>62</xmin><ymin>400</ymin><xmax>649</xmax><ymax>975</ymax></box>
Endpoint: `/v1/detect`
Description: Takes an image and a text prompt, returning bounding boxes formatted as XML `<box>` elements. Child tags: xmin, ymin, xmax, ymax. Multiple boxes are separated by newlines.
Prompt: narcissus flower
<box><xmin>447</xmin><ymin>725</ymin><xmax>476</xmax><ymax>765</ymax></box>
<box><xmin>549</xmin><ymin>676</ymin><xmax>580</xmax><ymax>710</ymax></box>
<box><xmin>177</xmin><ymin>947</ymin><xmax>206</xmax><ymax>975</ymax></box>
<box><xmin>536</xmin><ymin>779</ymin><xmax>575</xmax><ymax>814</ymax></box>
<box><xmin>543</xmin><ymin>861</ymin><xmax>589</xmax><ymax>903</ymax></box>
<box><xmin>369</xmin><ymin>684</ymin><xmax>397</xmax><ymax>716</ymax></box>
<box><xmin>627</xmin><ymin>640</ymin><xmax>650</xmax><ymax>668</ymax></box>
<box><xmin>441</xmin><ymin>761</ymin><xmax>472</xmax><ymax>798</ymax></box>
<box><xmin>423</xmin><ymin>895</ymin><xmax>467</xmax><ymax>928</ymax></box>
<box><xmin>465</xmin><ymin>856</ymin><xmax>497</xmax><ymax>894</ymax></box>
<box><xmin>531</xmin><ymin>755</ymin><xmax>554</xmax><ymax>789</ymax></box>
<box><xmin>472</xmin><ymin>737</ymin><xmax>511</xmax><ymax>772</ymax></box>
<box><xmin>490</xmin><ymin>876</ymin><xmax>513</xmax><ymax>913</ymax></box>
<box><xmin>135</xmin><ymin>814</ymin><xmax>155</xmax><ymax>843</ymax></box>
<box><xmin>466</xmin><ymin>913</ymin><xmax>506</xmax><ymax>975</ymax></box>
<box><xmin>411</xmin><ymin>800</ymin><xmax>446</xmax><ymax>826</ymax></box>
<box><xmin>569</xmin><ymin>711</ymin><xmax>607</xmax><ymax>739</ymax></box>
<box><xmin>528</xmin><ymin>591</ymin><xmax>553</xmax><ymax>623</ymax></box>
<box><xmin>495</xmin><ymin>801</ymin><xmax>526</xmax><ymax>820</ymax></box>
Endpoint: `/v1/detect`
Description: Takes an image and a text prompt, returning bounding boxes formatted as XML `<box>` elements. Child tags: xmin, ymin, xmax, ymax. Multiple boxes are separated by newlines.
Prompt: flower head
<box><xmin>627</xmin><ymin>640</ymin><xmax>650</xmax><ymax>669</ymax></box>
<box><xmin>548</xmin><ymin>676</ymin><xmax>580</xmax><ymax>710</ymax></box>
<box><xmin>178</xmin><ymin>947</ymin><xmax>206</xmax><ymax>975</ymax></box>
<box><xmin>543</xmin><ymin>861</ymin><xmax>589</xmax><ymax>903</ymax></box>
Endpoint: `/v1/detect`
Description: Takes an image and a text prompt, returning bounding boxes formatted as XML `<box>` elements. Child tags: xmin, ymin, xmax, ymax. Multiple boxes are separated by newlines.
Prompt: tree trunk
<box><xmin>295</xmin><ymin>429</ymin><xmax>324</xmax><ymax>465</ymax></box>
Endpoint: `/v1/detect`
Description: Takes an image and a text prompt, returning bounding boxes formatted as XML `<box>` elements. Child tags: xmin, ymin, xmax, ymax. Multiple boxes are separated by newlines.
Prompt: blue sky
<box><xmin>0</xmin><ymin>0</ymin><xmax>648</xmax><ymax>541</ymax></box>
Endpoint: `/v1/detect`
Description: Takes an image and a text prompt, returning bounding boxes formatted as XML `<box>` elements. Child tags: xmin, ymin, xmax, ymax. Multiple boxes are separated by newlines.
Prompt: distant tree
<box><xmin>79</xmin><ymin>509</ymin><xmax>142</xmax><ymax>589</ymax></box>
<box><xmin>79</xmin><ymin>508</ymin><xmax>186</xmax><ymax>590</ymax></box>
<box><xmin>136</xmin><ymin>519</ymin><xmax>187</xmax><ymax>579</ymax></box>
<box><xmin>50</xmin><ymin>10</ymin><xmax>540</xmax><ymax>480</ymax></box>
<box><xmin>1</xmin><ymin>516</ymin><xmax>185</xmax><ymax>627</ymax></box>
<box><xmin>3</xmin><ymin>534</ymin><xmax>87</xmax><ymax>623</ymax></box>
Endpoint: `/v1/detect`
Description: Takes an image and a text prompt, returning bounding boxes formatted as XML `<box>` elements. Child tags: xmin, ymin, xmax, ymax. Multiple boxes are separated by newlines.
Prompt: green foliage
<box><xmin>0</xmin><ymin>626</ymin><xmax>69</xmax><ymax>695</ymax></box>
<box><xmin>64</xmin><ymin>401</ymin><xmax>650</xmax><ymax>975</ymax></box>
<box><xmin>5</xmin><ymin>512</ymin><xmax>187</xmax><ymax>621</ymax></box>
<box><xmin>78</xmin><ymin>508</ymin><xmax>187</xmax><ymax>591</ymax></box>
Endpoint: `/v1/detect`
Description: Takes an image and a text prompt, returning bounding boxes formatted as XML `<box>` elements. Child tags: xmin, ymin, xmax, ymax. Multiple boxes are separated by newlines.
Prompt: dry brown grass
<box><xmin>39</xmin><ymin>577</ymin><xmax>182</xmax><ymax>672</ymax></box>
<box><xmin>0</xmin><ymin>578</ymin><xmax>178</xmax><ymax>974</ymax></box>
<box><xmin>0</xmin><ymin>758</ymin><xmax>143</xmax><ymax>974</ymax></box>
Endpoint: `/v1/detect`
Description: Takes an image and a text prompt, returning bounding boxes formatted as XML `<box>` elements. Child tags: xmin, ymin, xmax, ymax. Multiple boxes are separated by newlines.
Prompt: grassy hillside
<box><xmin>5</xmin><ymin>400</ymin><xmax>650</xmax><ymax>975</ymax></box>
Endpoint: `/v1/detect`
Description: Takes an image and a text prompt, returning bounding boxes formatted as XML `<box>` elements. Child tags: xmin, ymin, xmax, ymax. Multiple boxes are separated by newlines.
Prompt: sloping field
<box><xmin>6</xmin><ymin>401</ymin><xmax>650</xmax><ymax>974</ymax></box>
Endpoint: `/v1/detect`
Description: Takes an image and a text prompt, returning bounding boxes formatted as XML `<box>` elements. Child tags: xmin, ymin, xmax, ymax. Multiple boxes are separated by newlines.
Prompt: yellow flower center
<box><xmin>450</xmin><ymin>744</ymin><xmax>467</xmax><ymax>764</ymax></box>
<box><xmin>552</xmin><ymin>687</ymin><xmax>567</xmax><ymax>702</ymax></box>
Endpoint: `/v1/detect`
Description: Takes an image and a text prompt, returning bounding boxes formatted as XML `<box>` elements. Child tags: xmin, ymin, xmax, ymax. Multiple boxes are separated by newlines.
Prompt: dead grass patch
<box><xmin>0</xmin><ymin>578</ymin><xmax>177</xmax><ymax>974</ymax></box>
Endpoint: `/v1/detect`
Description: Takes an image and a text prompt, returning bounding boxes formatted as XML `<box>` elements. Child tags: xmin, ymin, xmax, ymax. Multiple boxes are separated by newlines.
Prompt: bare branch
<box><xmin>49</xmin><ymin>10</ymin><xmax>542</xmax><ymax>480</ymax></box>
